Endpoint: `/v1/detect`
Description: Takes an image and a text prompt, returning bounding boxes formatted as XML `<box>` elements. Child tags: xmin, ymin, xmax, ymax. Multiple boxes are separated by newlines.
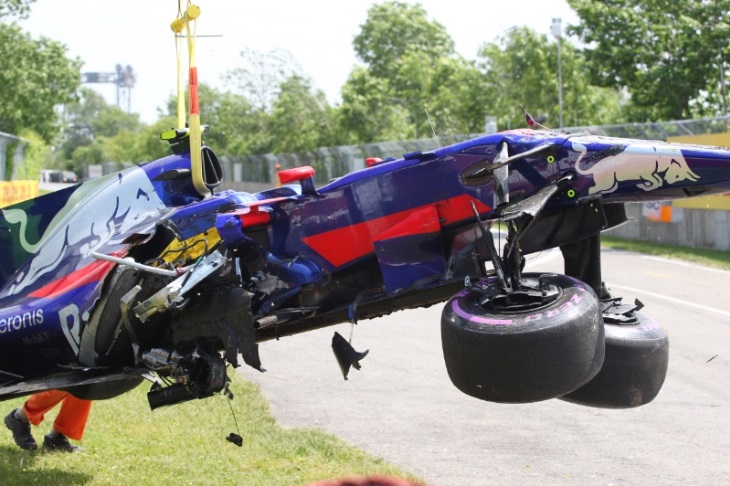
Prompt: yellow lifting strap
<box><xmin>171</xmin><ymin>2</ymin><xmax>208</xmax><ymax>197</ymax></box>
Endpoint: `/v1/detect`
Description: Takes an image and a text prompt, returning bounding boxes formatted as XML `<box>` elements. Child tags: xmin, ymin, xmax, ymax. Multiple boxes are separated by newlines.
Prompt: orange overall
<box><xmin>23</xmin><ymin>390</ymin><xmax>92</xmax><ymax>441</ymax></box>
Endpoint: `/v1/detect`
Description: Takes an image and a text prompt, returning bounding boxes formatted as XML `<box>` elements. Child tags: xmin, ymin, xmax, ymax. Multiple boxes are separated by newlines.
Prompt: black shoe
<box><xmin>4</xmin><ymin>410</ymin><xmax>37</xmax><ymax>451</ymax></box>
<box><xmin>43</xmin><ymin>433</ymin><xmax>81</xmax><ymax>453</ymax></box>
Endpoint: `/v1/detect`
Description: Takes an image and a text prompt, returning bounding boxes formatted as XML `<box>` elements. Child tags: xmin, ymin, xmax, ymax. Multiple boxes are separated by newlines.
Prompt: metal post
<box><xmin>720</xmin><ymin>49</ymin><xmax>727</xmax><ymax>132</ymax></box>
<box><xmin>552</xmin><ymin>18</ymin><xmax>564</xmax><ymax>129</ymax></box>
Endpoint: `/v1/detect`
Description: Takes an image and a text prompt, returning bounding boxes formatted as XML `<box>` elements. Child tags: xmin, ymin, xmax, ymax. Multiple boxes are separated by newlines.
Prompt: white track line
<box><xmin>608</xmin><ymin>283</ymin><xmax>730</xmax><ymax>318</ymax></box>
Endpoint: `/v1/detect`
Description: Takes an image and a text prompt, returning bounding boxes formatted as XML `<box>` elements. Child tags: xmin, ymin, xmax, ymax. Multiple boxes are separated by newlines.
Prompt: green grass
<box><xmin>602</xmin><ymin>236</ymin><xmax>730</xmax><ymax>271</ymax></box>
<box><xmin>0</xmin><ymin>374</ymin><xmax>419</xmax><ymax>486</ymax></box>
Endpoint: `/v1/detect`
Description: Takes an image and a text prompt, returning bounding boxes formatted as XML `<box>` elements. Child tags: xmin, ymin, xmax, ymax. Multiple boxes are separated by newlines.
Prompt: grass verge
<box><xmin>0</xmin><ymin>373</ymin><xmax>419</xmax><ymax>486</ymax></box>
<box><xmin>602</xmin><ymin>236</ymin><xmax>730</xmax><ymax>271</ymax></box>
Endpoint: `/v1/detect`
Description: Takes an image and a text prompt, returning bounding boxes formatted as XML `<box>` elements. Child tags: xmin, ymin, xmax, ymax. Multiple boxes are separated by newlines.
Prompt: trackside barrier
<box><xmin>0</xmin><ymin>181</ymin><xmax>39</xmax><ymax>208</ymax></box>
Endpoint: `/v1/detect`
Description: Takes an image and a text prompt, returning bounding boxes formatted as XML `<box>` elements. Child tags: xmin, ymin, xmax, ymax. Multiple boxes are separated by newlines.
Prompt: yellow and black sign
<box><xmin>0</xmin><ymin>181</ymin><xmax>39</xmax><ymax>208</ymax></box>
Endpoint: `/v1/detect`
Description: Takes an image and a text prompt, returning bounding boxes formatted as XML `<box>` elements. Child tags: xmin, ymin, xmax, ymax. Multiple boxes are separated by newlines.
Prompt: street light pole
<box><xmin>552</xmin><ymin>17</ymin><xmax>564</xmax><ymax>129</ymax></box>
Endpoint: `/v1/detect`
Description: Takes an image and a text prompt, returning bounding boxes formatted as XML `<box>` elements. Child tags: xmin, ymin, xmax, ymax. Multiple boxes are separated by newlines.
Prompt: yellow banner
<box><xmin>671</xmin><ymin>194</ymin><xmax>730</xmax><ymax>210</ymax></box>
<box><xmin>0</xmin><ymin>180</ymin><xmax>40</xmax><ymax>208</ymax></box>
<box><xmin>667</xmin><ymin>133</ymin><xmax>730</xmax><ymax>210</ymax></box>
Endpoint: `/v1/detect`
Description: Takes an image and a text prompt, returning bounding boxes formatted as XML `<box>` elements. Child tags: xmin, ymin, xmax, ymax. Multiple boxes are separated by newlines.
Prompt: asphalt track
<box><xmin>240</xmin><ymin>248</ymin><xmax>730</xmax><ymax>485</ymax></box>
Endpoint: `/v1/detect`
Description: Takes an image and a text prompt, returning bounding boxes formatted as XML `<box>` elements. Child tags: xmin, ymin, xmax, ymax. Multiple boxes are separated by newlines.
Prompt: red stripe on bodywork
<box><xmin>29</xmin><ymin>260</ymin><xmax>116</xmax><ymax>299</ymax></box>
<box><xmin>374</xmin><ymin>206</ymin><xmax>440</xmax><ymax>241</ymax></box>
<box><xmin>302</xmin><ymin>194</ymin><xmax>490</xmax><ymax>267</ymax></box>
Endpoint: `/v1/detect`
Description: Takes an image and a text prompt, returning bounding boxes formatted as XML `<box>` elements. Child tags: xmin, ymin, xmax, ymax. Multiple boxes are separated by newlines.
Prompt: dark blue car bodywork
<box><xmin>0</xmin><ymin>128</ymin><xmax>727</xmax><ymax>407</ymax></box>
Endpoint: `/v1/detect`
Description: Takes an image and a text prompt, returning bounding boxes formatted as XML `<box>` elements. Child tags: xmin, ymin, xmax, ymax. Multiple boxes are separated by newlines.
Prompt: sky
<box><xmin>19</xmin><ymin>1</ymin><xmax>579</xmax><ymax>124</ymax></box>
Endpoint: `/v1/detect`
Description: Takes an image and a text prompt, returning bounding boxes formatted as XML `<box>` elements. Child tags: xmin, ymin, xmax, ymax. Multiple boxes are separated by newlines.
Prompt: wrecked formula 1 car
<box><xmin>2</xmin><ymin>125</ymin><xmax>728</xmax><ymax>411</ymax></box>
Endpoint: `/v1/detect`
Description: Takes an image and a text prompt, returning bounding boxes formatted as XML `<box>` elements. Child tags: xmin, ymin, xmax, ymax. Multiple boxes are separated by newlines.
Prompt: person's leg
<box><xmin>5</xmin><ymin>390</ymin><xmax>68</xmax><ymax>451</ymax></box>
<box><xmin>43</xmin><ymin>395</ymin><xmax>92</xmax><ymax>452</ymax></box>
<box><xmin>51</xmin><ymin>395</ymin><xmax>92</xmax><ymax>441</ymax></box>
<box><xmin>22</xmin><ymin>390</ymin><xmax>69</xmax><ymax>425</ymax></box>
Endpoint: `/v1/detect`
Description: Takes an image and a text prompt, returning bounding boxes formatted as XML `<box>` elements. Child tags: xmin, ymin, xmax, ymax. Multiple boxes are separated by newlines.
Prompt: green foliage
<box><xmin>477</xmin><ymin>26</ymin><xmax>622</xmax><ymax>129</ymax></box>
<box><xmin>198</xmin><ymin>84</ymin><xmax>270</xmax><ymax>156</ymax></box>
<box><xmin>340</xmin><ymin>2</ymin><xmax>622</xmax><ymax>141</ymax></box>
<box><xmin>423</xmin><ymin>57</ymin><xmax>492</xmax><ymax>135</ymax></box>
<box><xmin>163</xmin><ymin>82</ymin><xmax>278</xmax><ymax>156</ymax></box>
<box><xmin>70</xmin><ymin>141</ymin><xmax>104</xmax><ymax>171</ymax></box>
<box><xmin>336</xmin><ymin>68</ymin><xmax>411</xmax><ymax>144</ymax></box>
<box><xmin>220</xmin><ymin>53</ymin><xmax>340</xmax><ymax>154</ymax></box>
<box><xmin>16</xmin><ymin>129</ymin><xmax>50</xmax><ymax>180</ymax></box>
<box><xmin>567</xmin><ymin>0</ymin><xmax>730</xmax><ymax>121</ymax></box>
<box><xmin>54</xmin><ymin>88</ymin><xmax>165</xmax><ymax>173</ymax></box>
<box><xmin>92</xmin><ymin>106</ymin><xmax>141</xmax><ymax>139</ymax></box>
<box><xmin>13</xmin><ymin>0</ymin><xmax>730</xmax><ymax>167</ymax></box>
<box><xmin>0</xmin><ymin>0</ymin><xmax>34</xmax><ymax>19</ymax></box>
<box><xmin>354</xmin><ymin>1</ymin><xmax>454</xmax><ymax>82</ymax></box>
<box><xmin>136</xmin><ymin>117</ymin><xmax>179</xmax><ymax>162</ymax></box>
<box><xmin>346</xmin><ymin>1</ymin><xmax>476</xmax><ymax>140</ymax></box>
<box><xmin>225</xmin><ymin>48</ymin><xmax>305</xmax><ymax>112</ymax></box>
<box><xmin>0</xmin><ymin>374</ymin><xmax>417</xmax><ymax>485</ymax></box>
<box><xmin>60</xmin><ymin>88</ymin><xmax>142</xmax><ymax>157</ymax></box>
<box><xmin>3</xmin><ymin>143</ymin><xmax>15</xmax><ymax>179</ymax></box>
<box><xmin>269</xmin><ymin>77</ymin><xmax>336</xmax><ymax>153</ymax></box>
<box><xmin>0</xmin><ymin>23</ymin><xmax>81</xmax><ymax>142</ymax></box>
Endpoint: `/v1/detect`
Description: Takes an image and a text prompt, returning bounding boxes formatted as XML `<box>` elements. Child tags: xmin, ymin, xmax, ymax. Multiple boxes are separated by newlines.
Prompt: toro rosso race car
<box><xmin>1</xmin><ymin>126</ymin><xmax>727</xmax><ymax>411</ymax></box>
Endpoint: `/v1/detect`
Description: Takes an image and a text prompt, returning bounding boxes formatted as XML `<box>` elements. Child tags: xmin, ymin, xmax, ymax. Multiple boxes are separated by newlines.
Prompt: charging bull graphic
<box><xmin>572</xmin><ymin>139</ymin><xmax>700</xmax><ymax>195</ymax></box>
<box><xmin>0</xmin><ymin>167</ymin><xmax>166</xmax><ymax>298</ymax></box>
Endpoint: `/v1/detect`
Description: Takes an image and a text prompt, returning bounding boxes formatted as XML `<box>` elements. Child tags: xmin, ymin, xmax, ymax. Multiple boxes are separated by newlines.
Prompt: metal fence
<box><xmin>220</xmin><ymin>135</ymin><xmax>469</xmax><ymax>186</ymax></box>
<box><xmin>563</xmin><ymin>115</ymin><xmax>730</xmax><ymax>140</ymax></box>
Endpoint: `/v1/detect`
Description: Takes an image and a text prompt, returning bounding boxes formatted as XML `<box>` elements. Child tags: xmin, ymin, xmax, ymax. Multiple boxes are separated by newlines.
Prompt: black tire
<box><xmin>441</xmin><ymin>273</ymin><xmax>605</xmax><ymax>403</ymax></box>
<box><xmin>560</xmin><ymin>311</ymin><xmax>668</xmax><ymax>408</ymax></box>
<box><xmin>75</xmin><ymin>266</ymin><xmax>144</xmax><ymax>399</ymax></box>
<box><xmin>79</xmin><ymin>266</ymin><xmax>140</xmax><ymax>368</ymax></box>
<box><xmin>94</xmin><ymin>267</ymin><xmax>139</xmax><ymax>367</ymax></box>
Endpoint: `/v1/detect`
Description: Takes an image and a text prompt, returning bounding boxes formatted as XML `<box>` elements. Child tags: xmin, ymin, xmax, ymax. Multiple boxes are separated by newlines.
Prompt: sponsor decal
<box><xmin>452</xmin><ymin>285</ymin><xmax>586</xmax><ymax>326</ymax></box>
<box><xmin>58</xmin><ymin>304</ymin><xmax>81</xmax><ymax>355</ymax></box>
<box><xmin>22</xmin><ymin>332</ymin><xmax>51</xmax><ymax>345</ymax></box>
<box><xmin>523</xmin><ymin>292</ymin><xmax>583</xmax><ymax>322</ymax></box>
<box><xmin>572</xmin><ymin>139</ymin><xmax>700</xmax><ymax>195</ymax></box>
<box><xmin>0</xmin><ymin>309</ymin><xmax>44</xmax><ymax>334</ymax></box>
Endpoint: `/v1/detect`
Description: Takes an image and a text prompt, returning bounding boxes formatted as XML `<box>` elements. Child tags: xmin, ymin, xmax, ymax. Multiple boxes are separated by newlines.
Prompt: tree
<box><xmin>409</xmin><ymin>56</ymin><xmax>490</xmax><ymax>136</ymax></box>
<box><xmin>53</xmin><ymin>88</ymin><xmax>174</xmax><ymax>174</ymax></box>
<box><xmin>92</xmin><ymin>104</ymin><xmax>141</xmax><ymax>138</ymax></box>
<box><xmin>224</xmin><ymin>48</ymin><xmax>305</xmax><ymax>113</ymax></box>
<box><xmin>196</xmin><ymin>84</ymin><xmax>266</xmax><ymax>156</ymax></box>
<box><xmin>353</xmin><ymin>1</ymin><xmax>454</xmax><ymax>82</ymax></box>
<box><xmin>269</xmin><ymin>76</ymin><xmax>336</xmax><ymax>154</ymax></box>
<box><xmin>70</xmin><ymin>140</ymin><xmax>104</xmax><ymax>171</ymax></box>
<box><xmin>16</xmin><ymin>129</ymin><xmax>49</xmax><ymax>180</ymax></box>
<box><xmin>58</xmin><ymin>88</ymin><xmax>141</xmax><ymax>163</ymax></box>
<box><xmin>163</xmin><ymin>82</ymin><xmax>273</xmax><ymax>156</ymax></box>
<box><xmin>336</xmin><ymin>67</ymin><xmax>411</xmax><ymax>144</ymax></box>
<box><xmin>135</xmin><ymin>117</ymin><xmax>179</xmax><ymax>163</ymax></box>
<box><xmin>0</xmin><ymin>0</ymin><xmax>35</xmax><ymax>19</ymax></box>
<box><xmin>348</xmin><ymin>1</ymin><xmax>461</xmax><ymax>140</ymax></box>
<box><xmin>0</xmin><ymin>23</ymin><xmax>81</xmax><ymax>142</ymax></box>
<box><xmin>567</xmin><ymin>0</ymin><xmax>730</xmax><ymax>121</ymax></box>
<box><xmin>221</xmin><ymin>49</ymin><xmax>332</xmax><ymax>155</ymax></box>
<box><xmin>477</xmin><ymin>26</ymin><xmax>622</xmax><ymax>129</ymax></box>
